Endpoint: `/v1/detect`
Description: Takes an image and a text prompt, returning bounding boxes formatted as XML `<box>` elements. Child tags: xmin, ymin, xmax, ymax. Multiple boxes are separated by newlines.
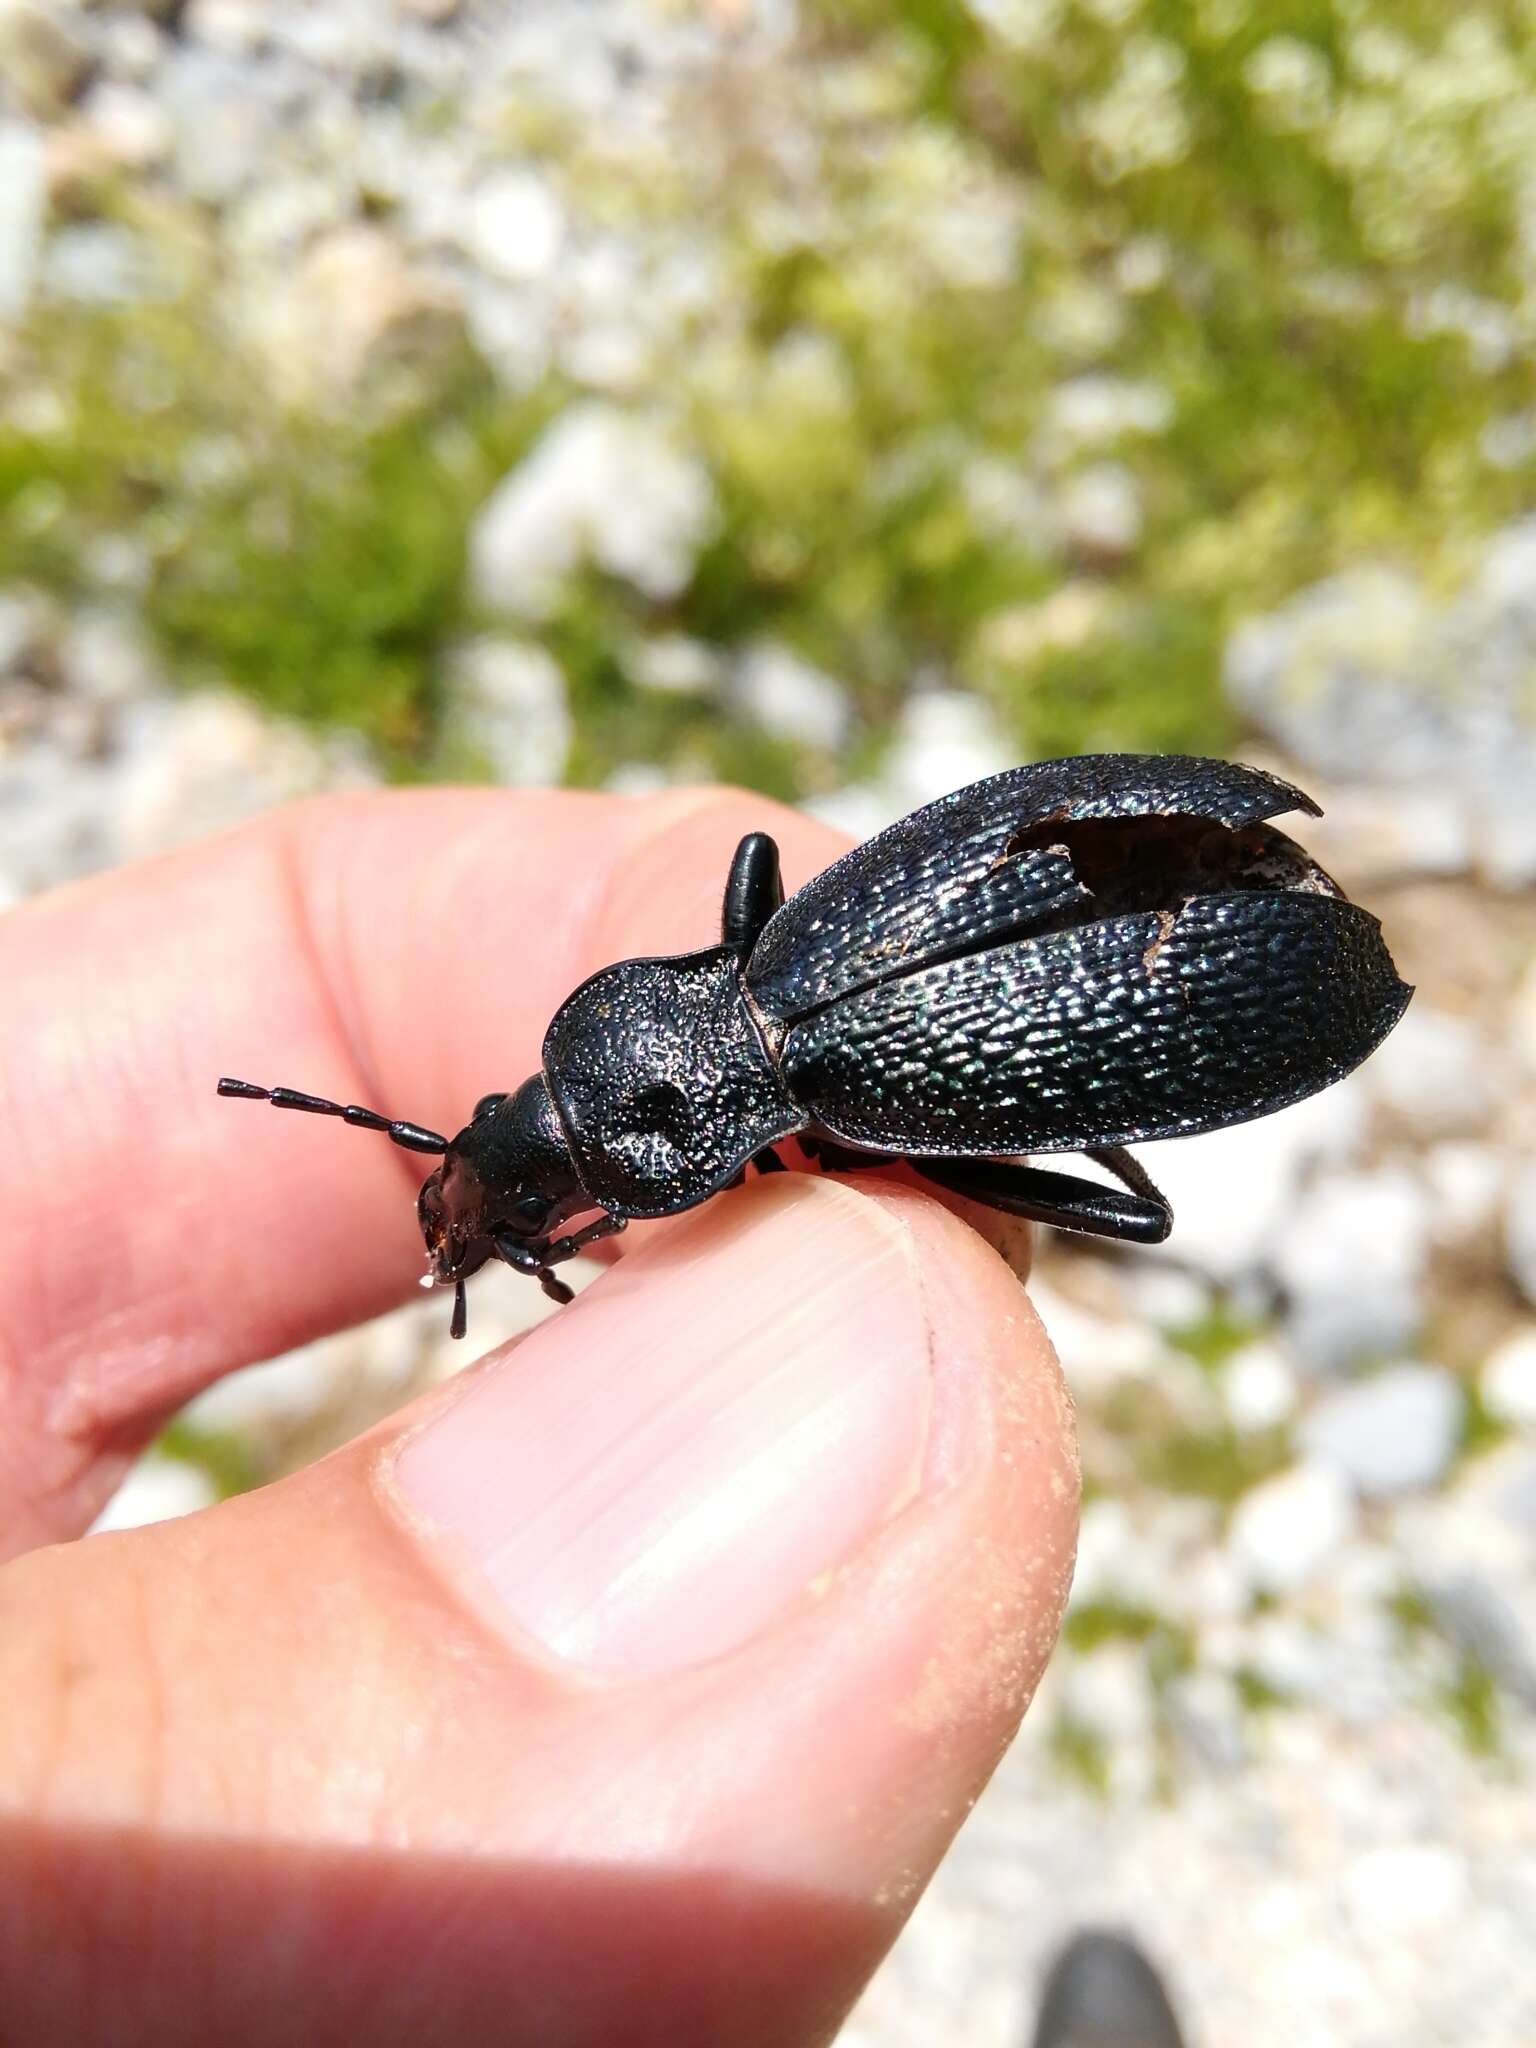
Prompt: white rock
<box><xmin>628</xmin><ymin>634</ymin><xmax>720</xmax><ymax>696</ymax></box>
<box><xmin>448</xmin><ymin>636</ymin><xmax>570</xmax><ymax>786</ymax></box>
<box><xmin>0</xmin><ymin>588</ymin><xmax>52</xmax><ymax>675</ymax></box>
<box><xmin>1227</xmin><ymin>531</ymin><xmax>1536</xmax><ymax>886</ymax></box>
<box><xmin>1341</xmin><ymin>1845</ymin><xmax>1470</xmax><ymax>1941</ymax></box>
<box><xmin>1166</xmin><ymin>1669</ymin><xmax>1246</xmax><ymax>1770</ymax></box>
<box><xmin>83</xmin><ymin>82</ymin><xmax>173</xmax><ymax>170</ymax></box>
<box><xmin>1115</xmin><ymin>234</ymin><xmax>1170</xmax><ymax>292</ymax></box>
<box><xmin>605</xmin><ymin>762</ymin><xmax>673</xmax><ymax>798</ymax></box>
<box><xmin>1044</xmin><ymin>375</ymin><xmax>1172</xmax><ymax>453</ymax></box>
<box><xmin>1061</xmin><ymin>1642</ymin><xmax>1156</xmax><ymax>1749</ymax></box>
<box><xmin>251</xmin><ymin>226</ymin><xmax>462</xmax><ymax>406</ymax></box>
<box><xmin>1482</xmin><ymin>1326</ymin><xmax>1536</xmax><ymax>1428</ymax></box>
<box><xmin>1222</xmin><ymin>1340</ymin><xmax>1299</xmax><ymax>1433</ymax></box>
<box><xmin>1118</xmin><ymin>1263</ymin><xmax>1212</xmax><ymax>1333</ymax></box>
<box><xmin>470</xmin><ymin>403</ymin><xmax>715</xmax><ymax>616</ymax></box>
<box><xmin>464</xmin><ymin>168</ymin><xmax>566</xmax><ymax>283</ymax></box>
<box><xmin>1183</xmin><ymin>1546</ymin><xmax>1249</xmax><ymax>1624</ymax></box>
<box><xmin>1422</xmin><ymin>1568</ymin><xmax>1536</xmax><ymax>1704</ymax></box>
<box><xmin>1068</xmin><ymin>1498</ymin><xmax>1163</xmax><ymax>1612</ymax></box>
<box><xmin>43</xmin><ymin>223</ymin><xmax>157</xmax><ymax>305</ymax></box>
<box><xmin>163</xmin><ymin>48</ymin><xmax>276</xmax><ymax>205</ymax></box>
<box><xmin>882</xmin><ymin>690</ymin><xmax>1014</xmax><ymax>812</ymax></box>
<box><xmin>266</xmin><ymin>4</ymin><xmax>389</xmax><ymax>69</ymax></box>
<box><xmin>1394</xmin><ymin>1443</ymin><xmax>1536</xmax><ymax>1650</ymax></box>
<box><xmin>1242</xmin><ymin>1613</ymin><xmax>1337</xmax><ymax>1703</ymax></box>
<box><xmin>1510</xmin><ymin>952</ymin><xmax>1536</xmax><ymax>1077</ymax></box>
<box><xmin>95</xmin><ymin>10</ymin><xmax>164</xmax><ymax>74</ymax></box>
<box><xmin>1061</xmin><ymin>460</ymin><xmax>1142</xmax><ymax>558</ymax></box>
<box><xmin>556</xmin><ymin>239</ymin><xmax>656</xmax><ymax>391</ymax></box>
<box><xmin>64</xmin><ymin>612</ymin><xmax>158</xmax><ymax>705</ymax></box>
<box><xmin>1272</xmin><ymin>1165</ymin><xmax>1430</xmax><ymax>1372</ymax></box>
<box><xmin>1028</xmin><ymin>1276</ymin><xmax>1171</xmax><ymax>1400</ymax></box>
<box><xmin>82</xmin><ymin>533</ymin><xmax>151</xmax><ymax>594</ymax></box>
<box><xmin>89</xmin><ymin>1454</ymin><xmax>218</xmax><ymax>1534</ymax></box>
<box><xmin>1421</xmin><ymin>1142</ymin><xmax>1507</xmax><ymax>1247</ymax></box>
<box><xmin>1506</xmin><ymin>1158</ymin><xmax>1536</xmax><ymax>1305</ymax></box>
<box><xmin>461</xmin><ymin>275</ymin><xmax>553</xmax><ymax>394</ymax></box>
<box><xmin>1476</xmin><ymin>779</ymin><xmax>1536</xmax><ymax>892</ymax></box>
<box><xmin>185</xmin><ymin>0</ymin><xmax>268</xmax><ymax>56</ymax></box>
<box><xmin>801</xmin><ymin>785</ymin><xmax>894</xmax><ymax>844</ymax></box>
<box><xmin>0</xmin><ymin>0</ymin><xmax>89</xmax><ymax>115</ymax></box>
<box><xmin>112</xmin><ymin>692</ymin><xmax>370</xmax><ymax>860</ymax></box>
<box><xmin>960</xmin><ymin>457</ymin><xmax>1055</xmax><ymax>552</ymax></box>
<box><xmin>1228</xmin><ymin>1461</ymin><xmax>1356</xmax><ymax>1595</ymax></box>
<box><xmin>183</xmin><ymin>1339</ymin><xmax>343</xmax><ymax>1434</ymax></box>
<box><xmin>0</xmin><ymin>118</ymin><xmax>46</xmax><ymax>319</ymax></box>
<box><xmin>1362</xmin><ymin>1006</ymin><xmax>1495</xmax><ymax>1134</ymax></box>
<box><xmin>1298</xmin><ymin>1363</ymin><xmax>1465</xmax><ymax>1497</ymax></box>
<box><xmin>1225</xmin><ymin>566</ymin><xmax>1441</xmax><ymax>783</ymax></box>
<box><xmin>734</xmin><ymin>642</ymin><xmax>848</xmax><ymax>753</ymax></box>
<box><xmin>0</xmin><ymin>738</ymin><xmax>114</xmax><ymax>893</ymax></box>
<box><xmin>976</xmin><ymin>582</ymin><xmax>1113</xmax><ymax>670</ymax></box>
<box><xmin>1128</xmin><ymin>1077</ymin><xmax>1369</xmax><ymax>1284</ymax></box>
<box><xmin>1298</xmin><ymin>782</ymin><xmax>1471</xmax><ymax>883</ymax></box>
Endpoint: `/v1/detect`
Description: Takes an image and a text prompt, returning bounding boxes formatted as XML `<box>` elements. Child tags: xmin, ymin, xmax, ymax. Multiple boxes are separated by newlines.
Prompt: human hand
<box><xmin>0</xmin><ymin>789</ymin><xmax>1079</xmax><ymax>2048</ymax></box>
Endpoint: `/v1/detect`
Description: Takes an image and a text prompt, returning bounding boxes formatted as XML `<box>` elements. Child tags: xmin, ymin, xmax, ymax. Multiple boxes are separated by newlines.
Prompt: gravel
<box><xmin>1299</xmin><ymin>1365</ymin><xmax>1467</xmax><ymax>1499</ymax></box>
<box><xmin>6</xmin><ymin>5</ymin><xmax>1535</xmax><ymax>2044</ymax></box>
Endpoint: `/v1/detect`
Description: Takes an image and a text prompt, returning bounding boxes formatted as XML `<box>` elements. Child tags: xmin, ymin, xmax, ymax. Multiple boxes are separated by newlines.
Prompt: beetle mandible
<box><xmin>221</xmin><ymin>754</ymin><xmax>1412</xmax><ymax>1340</ymax></box>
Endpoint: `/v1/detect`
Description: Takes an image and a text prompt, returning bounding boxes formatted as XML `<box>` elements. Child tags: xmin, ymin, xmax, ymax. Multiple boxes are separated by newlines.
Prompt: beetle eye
<box><xmin>473</xmin><ymin>1092</ymin><xmax>508</xmax><ymax>1123</ymax></box>
<box><xmin>513</xmin><ymin>1193</ymin><xmax>546</xmax><ymax>1227</ymax></box>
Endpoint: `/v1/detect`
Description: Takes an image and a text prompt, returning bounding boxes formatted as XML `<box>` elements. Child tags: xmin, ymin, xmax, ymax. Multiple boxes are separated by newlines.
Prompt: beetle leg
<box><xmin>1085</xmin><ymin>1144</ymin><xmax>1169</xmax><ymax>1214</ymax></box>
<box><xmin>911</xmin><ymin>1154</ymin><xmax>1172</xmax><ymax>1246</ymax></box>
<box><xmin>492</xmin><ymin>1231</ymin><xmax>577</xmax><ymax>1304</ymax></box>
<box><xmin>752</xmin><ymin>1146</ymin><xmax>787</xmax><ymax>1174</ymax></box>
<box><xmin>493</xmin><ymin>1214</ymin><xmax>625</xmax><ymax>1303</ymax></box>
<box><xmin>540</xmin><ymin>1213</ymin><xmax>627</xmax><ymax>1265</ymax></box>
<box><xmin>797</xmin><ymin>1134</ymin><xmax>896</xmax><ymax>1173</ymax></box>
<box><xmin>721</xmin><ymin>832</ymin><xmax>785</xmax><ymax>956</ymax></box>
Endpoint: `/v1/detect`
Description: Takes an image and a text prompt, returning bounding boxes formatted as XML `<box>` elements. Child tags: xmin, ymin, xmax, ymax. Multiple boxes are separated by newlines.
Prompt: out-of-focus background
<box><xmin>3</xmin><ymin>1</ymin><xmax>1535</xmax><ymax>2040</ymax></box>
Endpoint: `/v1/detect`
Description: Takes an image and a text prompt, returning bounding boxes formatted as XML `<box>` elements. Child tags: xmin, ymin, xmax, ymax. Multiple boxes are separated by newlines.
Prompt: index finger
<box><xmin>0</xmin><ymin>788</ymin><xmax>846</xmax><ymax>1503</ymax></box>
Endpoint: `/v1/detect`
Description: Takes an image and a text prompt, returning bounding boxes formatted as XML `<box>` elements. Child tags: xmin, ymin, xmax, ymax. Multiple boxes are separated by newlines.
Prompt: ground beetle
<box><xmin>221</xmin><ymin>754</ymin><xmax>1412</xmax><ymax>1339</ymax></box>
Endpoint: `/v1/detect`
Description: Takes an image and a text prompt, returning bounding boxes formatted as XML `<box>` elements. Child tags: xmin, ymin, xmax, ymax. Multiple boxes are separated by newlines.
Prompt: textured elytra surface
<box><xmin>543</xmin><ymin>946</ymin><xmax>805</xmax><ymax>1215</ymax></box>
<box><xmin>780</xmin><ymin>893</ymin><xmax>1411</xmax><ymax>1156</ymax></box>
<box><xmin>748</xmin><ymin>754</ymin><xmax>1321</xmax><ymax>1018</ymax></box>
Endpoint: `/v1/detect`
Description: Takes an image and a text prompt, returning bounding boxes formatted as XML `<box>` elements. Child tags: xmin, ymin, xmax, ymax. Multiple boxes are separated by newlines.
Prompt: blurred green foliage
<box><xmin>5</xmin><ymin>0</ymin><xmax>1536</xmax><ymax>783</ymax></box>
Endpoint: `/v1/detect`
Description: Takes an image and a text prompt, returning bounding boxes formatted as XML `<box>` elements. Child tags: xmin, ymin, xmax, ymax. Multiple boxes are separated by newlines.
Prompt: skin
<box><xmin>0</xmin><ymin>789</ymin><xmax>1080</xmax><ymax>2048</ymax></box>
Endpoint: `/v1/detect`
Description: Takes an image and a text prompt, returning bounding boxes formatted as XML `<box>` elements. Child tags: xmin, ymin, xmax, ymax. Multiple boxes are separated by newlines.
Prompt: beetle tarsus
<box><xmin>913</xmin><ymin>1153</ymin><xmax>1172</xmax><ymax>1245</ymax></box>
<box><xmin>450</xmin><ymin>1280</ymin><xmax>468</xmax><ymax>1340</ymax></box>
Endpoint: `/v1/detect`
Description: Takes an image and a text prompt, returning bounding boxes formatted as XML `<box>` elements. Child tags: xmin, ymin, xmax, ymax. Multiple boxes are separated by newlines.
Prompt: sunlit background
<box><xmin>3</xmin><ymin>1</ymin><xmax>1535</xmax><ymax>2042</ymax></box>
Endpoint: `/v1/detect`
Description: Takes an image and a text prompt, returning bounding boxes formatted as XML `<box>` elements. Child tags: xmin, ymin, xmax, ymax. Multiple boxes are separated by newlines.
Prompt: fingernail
<box><xmin>387</xmin><ymin>1178</ymin><xmax>932</xmax><ymax>1676</ymax></box>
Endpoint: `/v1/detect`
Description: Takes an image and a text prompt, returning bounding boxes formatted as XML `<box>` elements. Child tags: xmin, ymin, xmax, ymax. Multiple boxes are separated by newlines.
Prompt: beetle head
<box><xmin>217</xmin><ymin>1068</ymin><xmax>588</xmax><ymax>1343</ymax></box>
<box><xmin>416</xmin><ymin>1074</ymin><xmax>584</xmax><ymax>1286</ymax></box>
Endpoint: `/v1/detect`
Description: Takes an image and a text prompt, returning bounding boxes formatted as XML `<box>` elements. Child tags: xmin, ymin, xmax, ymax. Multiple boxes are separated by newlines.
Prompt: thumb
<box><xmin>0</xmin><ymin>1174</ymin><xmax>1078</xmax><ymax>2048</ymax></box>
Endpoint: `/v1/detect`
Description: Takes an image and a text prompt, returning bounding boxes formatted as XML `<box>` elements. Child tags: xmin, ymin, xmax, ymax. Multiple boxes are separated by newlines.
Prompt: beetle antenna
<box><xmin>217</xmin><ymin>1078</ymin><xmax>449</xmax><ymax>1155</ymax></box>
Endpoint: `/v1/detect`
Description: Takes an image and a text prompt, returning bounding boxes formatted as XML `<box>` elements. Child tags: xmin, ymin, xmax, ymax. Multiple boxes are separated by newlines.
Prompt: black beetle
<box><xmin>221</xmin><ymin>754</ymin><xmax>1411</xmax><ymax>1340</ymax></box>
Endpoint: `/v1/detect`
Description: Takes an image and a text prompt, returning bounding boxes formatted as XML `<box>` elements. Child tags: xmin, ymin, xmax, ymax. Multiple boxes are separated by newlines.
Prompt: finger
<box><xmin>0</xmin><ymin>789</ymin><xmax>843</xmax><ymax>1547</ymax></box>
<box><xmin>0</xmin><ymin>1176</ymin><xmax>1078</xmax><ymax>2048</ymax></box>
